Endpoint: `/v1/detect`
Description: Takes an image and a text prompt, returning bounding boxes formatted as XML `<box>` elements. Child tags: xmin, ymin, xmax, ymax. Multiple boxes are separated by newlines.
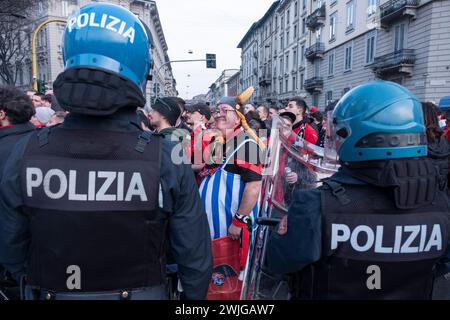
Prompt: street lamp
<box><xmin>32</xmin><ymin>18</ymin><xmax>67</xmax><ymax>91</ymax></box>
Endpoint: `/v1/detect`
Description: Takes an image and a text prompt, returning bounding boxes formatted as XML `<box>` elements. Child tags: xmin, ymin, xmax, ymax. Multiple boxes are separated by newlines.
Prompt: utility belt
<box><xmin>24</xmin><ymin>285</ymin><xmax>168</xmax><ymax>300</ymax></box>
<box><xmin>23</xmin><ymin>266</ymin><xmax>182</xmax><ymax>300</ymax></box>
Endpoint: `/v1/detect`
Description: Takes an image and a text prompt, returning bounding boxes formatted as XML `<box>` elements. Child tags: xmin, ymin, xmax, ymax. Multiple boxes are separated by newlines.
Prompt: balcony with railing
<box><xmin>305</xmin><ymin>42</ymin><xmax>325</xmax><ymax>61</ymax></box>
<box><xmin>380</xmin><ymin>0</ymin><xmax>420</xmax><ymax>28</ymax></box>
<box><xmin>370</xmin><ymin>49</ymin><xmax>416</xmax><ymax>77</ymax></box>
<box><xmin>304</xmin><ymin>77</ymin><xmax>324</xmax><ymax>93</ymax></box>
<box><xmin>306</xmin><ymin>5</ymin><xmax>326</xmax><ymax>31</ymax></box>
<box><xmin>259</xmin><ymin>73</ymin><xmax>272</xmax><ymax>86</ymax></box>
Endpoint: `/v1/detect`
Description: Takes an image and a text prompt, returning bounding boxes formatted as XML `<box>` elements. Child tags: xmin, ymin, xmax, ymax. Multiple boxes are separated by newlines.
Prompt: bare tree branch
<box><xmin>0</xmin><ymin>0</ymin><xmax>37</xmax><ymax>85</ymax></box>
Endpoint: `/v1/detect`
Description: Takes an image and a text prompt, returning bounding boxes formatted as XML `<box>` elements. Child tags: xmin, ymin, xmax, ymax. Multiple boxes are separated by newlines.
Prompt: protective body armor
<box><xmin>295</xmin><ymin>170</ymin><xmax>450</xmax><ymax>299</ymax></box>
<box><xmin>21</xmin><ymin>127</ymin><xmax>166</xmax><ymax>293</ymax></box>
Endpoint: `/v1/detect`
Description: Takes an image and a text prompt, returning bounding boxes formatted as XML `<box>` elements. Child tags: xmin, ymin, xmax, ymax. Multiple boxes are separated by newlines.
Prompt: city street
<box><xmin>0</xmin><ymin>0</ymin><xmax>450</xmax><ymax>306</ymax></box>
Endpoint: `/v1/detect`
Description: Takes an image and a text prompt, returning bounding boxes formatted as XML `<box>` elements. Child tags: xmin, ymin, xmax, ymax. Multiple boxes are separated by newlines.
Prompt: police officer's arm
<box><xmin>160</xmin><ymin>143</ymin><xmax>212</xmax><ymax>300</ymax></box>
<box><xmin>0</xmin><ymin>136</ymin><xmax>31</xmax><ymax>282</ymax></box>
<box><xmin>266</xmin><ymin>189</ymin><xmax>322</xmax><ymax>274</ymax></box>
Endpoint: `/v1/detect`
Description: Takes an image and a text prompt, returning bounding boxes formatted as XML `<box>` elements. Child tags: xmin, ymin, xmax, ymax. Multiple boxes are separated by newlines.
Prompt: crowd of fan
<box><xmin>3</xmin><ymin>85</ymin><xmax>450</xmax><ymax>187</ymax></box>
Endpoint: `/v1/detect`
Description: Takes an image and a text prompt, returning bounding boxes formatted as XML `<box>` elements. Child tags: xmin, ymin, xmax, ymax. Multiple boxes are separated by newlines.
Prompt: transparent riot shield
<box><xmin>241</xmin><ymin>115</ymin><xmax>339</xmax><ymax>300</ymax></box>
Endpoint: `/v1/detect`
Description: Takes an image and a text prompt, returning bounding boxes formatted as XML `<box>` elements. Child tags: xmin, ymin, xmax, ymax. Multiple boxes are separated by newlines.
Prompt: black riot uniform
<box><xmin>266</xmin><ymin>81</ymin><xmax>450</xmax><ymax>300</ymax></box>
<box><xmin>268</xmin><ymin>159</ymin><xmax>450</xmax><ymax>300</ymax></box>
<box><xmin>0</xmin><ymin>3</ymin><xmax>213</xmax><ymax>300</ymax></box>
<box><xmin>0</xmin><ymin>110</ymin><xmax>212</xmax><ymax>300</ymax></box>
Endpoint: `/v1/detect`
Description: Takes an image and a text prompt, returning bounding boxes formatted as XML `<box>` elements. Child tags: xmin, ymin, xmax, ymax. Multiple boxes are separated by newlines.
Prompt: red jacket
<box><xmin>293</xmin><ymin>121</ymin><xmax>318</xmax><ymax>145</ymax></box>
<box><xmin>444</xmin><ymin>127</ymin><xmax>450</xmax><ymax>141</ymax></box>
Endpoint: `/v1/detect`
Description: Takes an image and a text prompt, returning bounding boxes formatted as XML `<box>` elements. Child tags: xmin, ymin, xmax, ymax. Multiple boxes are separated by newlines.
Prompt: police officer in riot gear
<box><xmin>0</xmin><ymin>3</ymin><xmax>212</xmax><ymax>300</ymax></box>
<box><xmin>266</xmin><ymin>81</ymin><xmax>450</xmax><ymax>299</ymax></box>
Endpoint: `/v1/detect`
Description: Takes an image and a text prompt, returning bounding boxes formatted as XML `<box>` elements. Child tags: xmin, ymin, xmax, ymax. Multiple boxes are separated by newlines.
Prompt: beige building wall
<box><xmin>6</xmin><ymin>0</ymin><xmax>177</xmax><ymax>102</ymax></box>
<box><xmin>239</xmin><ymin>0</ymin><xmax>450</xmax><ymax>109</ymax></box>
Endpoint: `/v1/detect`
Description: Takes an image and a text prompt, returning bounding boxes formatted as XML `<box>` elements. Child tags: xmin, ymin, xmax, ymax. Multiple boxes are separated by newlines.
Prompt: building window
<box><xmin>287</xmin><ymin>10</ymin><xmax>290</xmax><ymax>24</ymax></box>
<box><xmin>294</xmin><ymin>25</ymin><xmax>298</xmax><ymax>39</ymax></box>
<box><xmin>367</xmin><ymin>0</ymin><xmax>379</xmax><ymax>17</ymax></box>
<box><xmin>302</xmin><ymin>17</ymin><xmax>306</xmax><ymax>34</ymax></box>
<box><xmin>314</xmin><ymin>60</ymin><xmax>321</xmax><ymax>77</ymax></box>
<box><xmin>394</xmin><ymin>23</ymin><xmax>406</xmax><ymax>52</ymax></box>
<box><xmin>328</xmin><ymin>51</ymin><xmax>335</xmax><ymax>76</ymax></box>
<box><xmin>295</xmin><ymin>2</ymin><xmax>298</xmax><ymax>16</ymax></box>
<box><xmin>293</xmin><ymin>49</ymin><xmax>298</xmax><ymax>68</ymax></box>
<box><xmin>303</xmin><ymin>0</ymin><xmax>306</xmax><ymax>10</ymax></box>
<box><xmin>301</xmin><ymin>45</ymin><xmax>305</xmax><ymax>66</ymax></box>
<box><xmin>286</xmin><ymin>31</ymin><xmax>289</xmax><ymax>46</ymax></box>
<box><xmin>300</xmin><ymin>73</ymin><xmax>304</xmax><ymax>90</ymax></box>
<box><xmin>285</xmin><ymin>53</ymin><xmax>289</xmax><ymax>73</ymax></box>
<box><xmin>62</xmin><ymin>0</ymin><xmax>77</xmax><ymax>17</ymax></box>
<box><xmin>346</xmin><ymin>1</ymin><xmax>355</xmax><ymax>31</ymax></box>
<box><xmin>281</xmin><ymin>35</ymin><xmax>284</xmax><ymax>50</ymax></box>
<box><xmin>313</xmin><ymin>94</ymin><xmax>319</xmax><ymax>107</ymax></box>
<box><xmin>316</xmin><ymin>27</ymin><xmax>322</xmax><ymax>42</ymax></box>
<box><xmin>326</xmin><ymin>91</ymin><xmax>333</xmax><ymax>104</ymax></box>
<box><xmin>281</xmin><ymin>16</ymin><xmax>285</xmax><ymax>29</ymax></box>
<box><xmin>344</xmin><ymin>43</ymin><xmax>353</xmax><ymax>71</ymax></box>
<box><xmin>280</xmin><ymin>80</ymin><xmax>283</xmax><ymax>93</ymax></box>
<box><xmin>62</xmin><ymin>0</ymin><xmax>68</xmax><ymax>16</ymax></box>
<box><xmin>293</xmin><ymin>76</ymin><xmax>297</xmax><ymax>90</ymax></box>
<box><xmin>366</xmin><ymin>31</ymin><xmax>377</xmax><ymax>64</ymax></box>
<box><xmin>329</xmin><ymin>12</ymin><xmax>337</xmax><ymax>41</ymax></box>
<box><xmin>275</xmin><ymin>16</ymin><xmax>278</xmax><ymax>30</ymax></box>
<box><xmin>286</xmin><ymin>79</ymin><xmax>289</xmax><ymax>93</ymax></box>
<box><xmin>280</xmin><ymin>57</ymin><xmax>284</xmax><ymax>74</ymax></box>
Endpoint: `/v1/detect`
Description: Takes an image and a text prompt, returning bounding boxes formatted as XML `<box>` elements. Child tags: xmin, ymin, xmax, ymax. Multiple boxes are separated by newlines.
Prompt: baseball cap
<box><xmin>218</xmin><ymin>96</ymin><xmax>237</xmax><ymax>109</ymax></box>
<box><xmin>186</xmin><ymin>102</ymin><xmax>211</xmax><ymax>120</ymax></box>
<box><xmin>151</xmin><ymin>97</ymin><xmax>181</xmax><ymax>126</ymax></box>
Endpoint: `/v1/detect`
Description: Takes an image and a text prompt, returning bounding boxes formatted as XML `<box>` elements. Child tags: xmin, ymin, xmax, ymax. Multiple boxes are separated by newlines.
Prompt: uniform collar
<box><xmin>330</xmin><ymin>170</ymin><xmax>367</xmax><ymax>186</ymax></box>
<box><xmin>0</xmin><ymin>122</ymin><xmax>35</xmax><ymax>139</ymax></box>
<box><xmin>61</xmin><ymin>109</ymin><xmax>141</xmax><ymax>133</ymax></box>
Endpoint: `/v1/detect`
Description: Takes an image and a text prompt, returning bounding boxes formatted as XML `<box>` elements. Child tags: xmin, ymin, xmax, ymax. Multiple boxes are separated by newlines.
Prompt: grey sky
<box><xmin>155</xmin><ymin>0</ymin><xmax>274</xmax><ymax>99</ymax></box>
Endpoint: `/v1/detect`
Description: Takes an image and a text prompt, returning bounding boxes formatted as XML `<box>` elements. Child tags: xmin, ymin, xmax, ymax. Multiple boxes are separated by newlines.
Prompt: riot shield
<box><xmin>241</xmin><ymin>116</ymin><xmax>339</xmax><ymax>300</ymax></box>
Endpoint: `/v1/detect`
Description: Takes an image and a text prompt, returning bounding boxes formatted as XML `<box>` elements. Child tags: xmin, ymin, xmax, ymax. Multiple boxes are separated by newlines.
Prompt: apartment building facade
<box><xmin>239</xmin><ymin>0</ymin><xmax>450</xmax><ymax>109</ymax></box>
<box><xmin>4</xmin><ymin>0</ymin><xmax>177</xmax><ymax>102</ymax></box>
<box><xmin>206</xmin><ymin>69</ymin><xmax>240</xmax><ymax>104</ymax></box>
<box><xmin>238</xmin><ymin>0</ymin><xmax>311</xmax><ymax>105</ymax></box>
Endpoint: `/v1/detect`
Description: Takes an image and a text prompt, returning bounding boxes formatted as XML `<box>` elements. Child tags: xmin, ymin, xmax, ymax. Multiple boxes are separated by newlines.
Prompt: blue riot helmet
<box><xmin>53</xmin><ymin>2</ymin><xmax>153</xmax><ymax>115</ymax></box>
<box><xmin>332</xmin><ymin>81</ymin><xmax>427</xmax><ymax>162</ymax></box>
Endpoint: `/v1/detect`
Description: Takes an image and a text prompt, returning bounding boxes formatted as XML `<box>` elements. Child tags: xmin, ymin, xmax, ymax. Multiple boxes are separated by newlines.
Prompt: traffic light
<box><xmin>37</xmin><ymin>80</ymin><xmax>47</xmax><ymax>95</ymax></box>
<box><xmin>206</xmin><ymin>53</ymin><xmax>216</xmax><ymax>69</ymax></box>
